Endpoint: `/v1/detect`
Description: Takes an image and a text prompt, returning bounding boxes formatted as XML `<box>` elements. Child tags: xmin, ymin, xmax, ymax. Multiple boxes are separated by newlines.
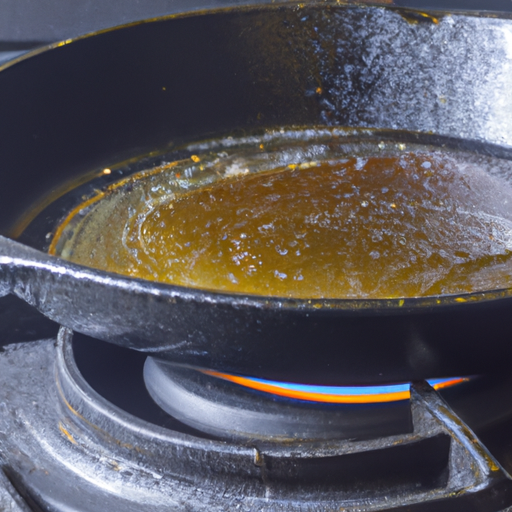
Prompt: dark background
<box><xmin>0</xmin><ymin>0</ymin><xmax>512</xmax><ymax>50</ymax></box>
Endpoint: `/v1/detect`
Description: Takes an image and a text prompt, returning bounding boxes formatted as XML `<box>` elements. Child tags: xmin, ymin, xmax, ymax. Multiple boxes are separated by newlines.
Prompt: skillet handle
<box><xmin>0</xmin><ymin>235</ymin><xmax>149</xmax><ymax>345</ymax></box>
<box><xmin>0</xmin><ymin>235</ymin><xmax>61</xmax><ymax>300</ymax></box>
<box><xmin>0</xmin><ymin>235</ymin><xmax>26</xmax><ymax>297</ymax></box>
<box><xmin>0</xmin><ymin>234</ymin><xmax>187</xmax><ymax>354</ymax></box>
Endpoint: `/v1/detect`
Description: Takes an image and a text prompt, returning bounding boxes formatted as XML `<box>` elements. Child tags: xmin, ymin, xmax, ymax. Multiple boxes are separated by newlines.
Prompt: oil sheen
<box><xmin>52</xmin><ymin>130</ymin><xmax>512</xmax><ymax>299</ymax></box>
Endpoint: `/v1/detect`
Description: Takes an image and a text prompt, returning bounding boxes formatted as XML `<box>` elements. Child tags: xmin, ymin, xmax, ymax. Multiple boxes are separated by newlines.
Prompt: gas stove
<box><xmin>4</xmin><ymin>1</ymin><xmax>512</xmax><ymax>510</ymax></box>
<box><xmin>1</xmin><ymin>300</ymin><xmax>512</xmax><ymax>511</ymax></box>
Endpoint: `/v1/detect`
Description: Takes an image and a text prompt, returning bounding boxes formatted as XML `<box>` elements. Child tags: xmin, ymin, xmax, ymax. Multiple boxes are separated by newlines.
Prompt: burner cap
<box><xmin>143</xmin><ymin>357</ymin><xmax>412</xmax><ymax>442</ymax></box>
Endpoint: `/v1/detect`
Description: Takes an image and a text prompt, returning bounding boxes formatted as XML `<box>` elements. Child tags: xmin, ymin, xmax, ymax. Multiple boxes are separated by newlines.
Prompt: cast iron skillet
<box><xmin>1</xmin><ymin>3</ymin><xmax>512</xmax><ymax>385</ymax></box>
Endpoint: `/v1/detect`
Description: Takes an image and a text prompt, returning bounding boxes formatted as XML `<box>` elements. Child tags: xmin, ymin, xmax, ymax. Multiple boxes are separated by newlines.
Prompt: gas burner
<box><xmin>0</xmin><ymin>328</ymin><xmax>511</xmax><ymax>511</ymax></box>
<box><xmin>143</xmin><ymin>357</ymin><xmax>413</xmax><ymax>442</ymax></box>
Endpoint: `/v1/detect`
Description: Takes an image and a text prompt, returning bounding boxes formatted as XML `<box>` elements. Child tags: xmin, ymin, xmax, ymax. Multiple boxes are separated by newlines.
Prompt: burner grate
<box><xmin>1</xmin><ymin>328</ymin><xmax>512</xmax><ymax>511</ymax></box>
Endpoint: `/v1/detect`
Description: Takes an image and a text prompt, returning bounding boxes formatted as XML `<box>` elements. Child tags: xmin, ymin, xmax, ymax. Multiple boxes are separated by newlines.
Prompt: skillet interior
<box><xmin>2</xmin><ymin>3</ymin><xmax>512</xmax><ymax>383</ymax></box>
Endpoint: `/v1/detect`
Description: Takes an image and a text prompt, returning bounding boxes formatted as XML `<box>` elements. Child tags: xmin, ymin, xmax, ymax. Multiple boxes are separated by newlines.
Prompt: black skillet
<box><xmin>1</xmin><ymin>3</ymin><xmax>512</xmax><ymax>385</ymax></box>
